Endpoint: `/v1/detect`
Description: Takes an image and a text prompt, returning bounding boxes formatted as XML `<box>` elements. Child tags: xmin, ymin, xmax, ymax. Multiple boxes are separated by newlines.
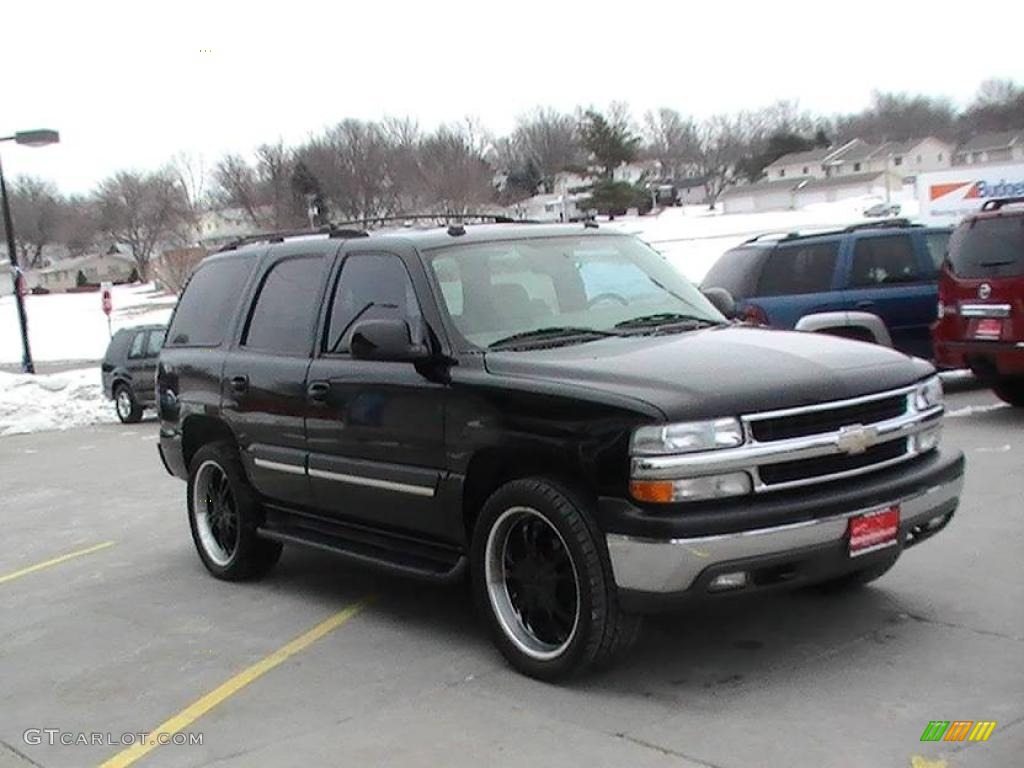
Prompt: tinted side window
<box><xmin>757</xmin><ymin>242</ymin><xmax>838</xmax><ymax>296</ymax></box>
<box><xmin>146</xmin><ymin>330</ymin><xmax>165</xmax><ymax>357</ymax></box>
<box><xmin>167</xmin><ymin>258</ymin><xmax>255</xmax><ymax>346</ymax></box>
<box><xmin>326</xmin><ymin>254</ymin><xmax>422</xmax><ymax>354</ymax></box>
<box><xmin>242</xmin><ymin>256</ymin><xmax>325</xmax><ymax>355</ymax></box>
<box><xmin>128</xmin><ymin>332</ymin><xmax>146</xmax><ymax>359</ymax></box>
<box><xmin>849</xmin><ymin>235</ymin><xmax>919</xmax><ymax>287</ymax></box>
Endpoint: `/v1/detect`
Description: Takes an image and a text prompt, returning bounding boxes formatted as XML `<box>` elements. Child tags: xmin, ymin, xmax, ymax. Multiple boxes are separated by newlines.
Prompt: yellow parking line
<box><xmin>100</xmin><ymin>598</ymin><xmax>372</xmax><ymax>768</ymax></box>
<box><xmin>0</xmin><ymin>541</ymin><xmax>116</xmax><ymax>586</ymax></box>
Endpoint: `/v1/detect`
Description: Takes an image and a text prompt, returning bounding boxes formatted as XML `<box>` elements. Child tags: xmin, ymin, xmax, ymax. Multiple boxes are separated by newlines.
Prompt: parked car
<box><xmin>157</xmin><ymin>221</ymin><xmax>963</xmax><ymax>680</ymax></box>
<box><xmin>702</xmin><ymin>220</ymin><xmax>952</xmax><ymax>359</ymax></box>
<box><xmin>101</xmin><ymin>324</ymin><xmax>166</xmax><ymax>423</ymax></box>
<box><xmin>934</xmin><ymin>196</ymin><xmax>1024</xmax><ymax>406</ymax></box>
<box><xmin>864</xmin><ymin>202</ymin><xmax>902</xmax><ymax>218</ymax></box>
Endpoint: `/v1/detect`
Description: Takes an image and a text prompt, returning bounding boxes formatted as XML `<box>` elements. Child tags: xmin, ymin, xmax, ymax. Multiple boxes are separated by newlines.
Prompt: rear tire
<box><xmin>113</xmin><ymin>383</ymin><xmax>143</xmax><ymax>424</ymax></box>
<box><xmin>470</xmin><ymin>477</ymin><xmax>641</xmax><ymax>680</ymax></box>
<box><xmin>187</xmin><ymin>442</ymin><xmax>282</xmax><ymax>581</ymax></box>
<box><xmin>993</xmin><ymin>377</ymin><xmax>1024</xmax><ymax>407</ymax></box>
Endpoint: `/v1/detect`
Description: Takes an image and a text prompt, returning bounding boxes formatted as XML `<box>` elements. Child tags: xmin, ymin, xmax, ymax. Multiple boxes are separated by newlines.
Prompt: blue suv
<box><xmin>702</xmin><ymin>220</ymin><xmax>951</xmax><ymax>359</ymax></box>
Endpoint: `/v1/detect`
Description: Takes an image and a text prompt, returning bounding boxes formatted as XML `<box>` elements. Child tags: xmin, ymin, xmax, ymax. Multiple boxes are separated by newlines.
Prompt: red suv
<box><xmin>934</xmin><ymin>196</ymin><xmax>1024</xmax><ymax>406</ymax></box>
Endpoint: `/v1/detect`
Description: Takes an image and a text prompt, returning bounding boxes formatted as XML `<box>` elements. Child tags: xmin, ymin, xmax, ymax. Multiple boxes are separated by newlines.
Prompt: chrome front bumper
<box><xmin>606</xmin><ymin>471</ymin><xmax>964</xmax><ymax>594</ymax></box>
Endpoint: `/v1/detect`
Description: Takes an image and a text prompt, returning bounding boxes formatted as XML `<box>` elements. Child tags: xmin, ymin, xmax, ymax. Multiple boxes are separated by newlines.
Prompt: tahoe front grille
<box><xmin>758</xmin><ymin>439</ymin><xmax>909</xmax><ymax>487</ymax></box>
<box><xmin>749</xmin><ymin>394</ymin><xmax>908</xmax><ymax>442</ymax></box>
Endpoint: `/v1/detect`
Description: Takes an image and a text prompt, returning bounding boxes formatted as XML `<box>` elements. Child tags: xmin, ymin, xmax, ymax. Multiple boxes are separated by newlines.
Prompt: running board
<box><xmin>257</xmin><ymin>505</ymin><xmax>466</xmax><ymax>584</ymax></box>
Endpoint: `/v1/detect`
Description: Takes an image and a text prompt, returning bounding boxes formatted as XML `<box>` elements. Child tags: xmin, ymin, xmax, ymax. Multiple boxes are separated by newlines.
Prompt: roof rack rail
<box><xmin>330</xmin><ymin>213</ymin><xmax>534</xmax><ymax>228</ymax></box>
<box><xmin>215</xmin><ymin>224</ymin><xmax>369</xmax><ymax>253</ymax></box>
<box><xmin>843</xmin><ymin>218</ymin><xmax>917</xmax><ymax>232</ymax></box>
<box><xmin>743</xmin><ymin>231</ymin><xmax>802</xmax><ymax>244</ymax></box>
<box><xmin>981</xmin><ymin>196</ymin><xmax>1024</xmax><ymax>211</ymax></box>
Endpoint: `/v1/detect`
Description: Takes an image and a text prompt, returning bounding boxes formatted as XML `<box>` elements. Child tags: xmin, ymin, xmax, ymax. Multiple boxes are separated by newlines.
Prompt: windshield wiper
<box><xmin>488</xmin><ymin>326</ymin><xmax>615</xmax><ymax>350</ymax></box>
<box><xmin>614</xmin><ymin>312</ymin><xmax>721</xmax><ymax>331</ymax></box>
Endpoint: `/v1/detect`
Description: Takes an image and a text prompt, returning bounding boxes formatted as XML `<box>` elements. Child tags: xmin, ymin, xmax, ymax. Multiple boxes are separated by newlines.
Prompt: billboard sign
<box><xmin>917</xmin><ymin>163</ymin><xmax>1024</xmax><ymax>224</ymax></box>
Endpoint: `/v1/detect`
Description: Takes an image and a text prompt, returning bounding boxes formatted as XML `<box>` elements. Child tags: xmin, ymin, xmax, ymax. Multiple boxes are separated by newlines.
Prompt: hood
<box><xmin>483</xmin><ymin>326</ymin><xmax>934</xmax><ymax>420</ymax></box>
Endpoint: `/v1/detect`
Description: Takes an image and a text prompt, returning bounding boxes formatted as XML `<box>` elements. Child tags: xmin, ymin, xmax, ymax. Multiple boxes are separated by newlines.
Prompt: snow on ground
<box><xmin>0</xmin><ymin>368</ymin><xmax>116</xmax><ymax>436</ymax></box>
<box><xmin>0</xmin><ymin>282</ymin><xmax>175</xmax><ymax>365</ymax></box>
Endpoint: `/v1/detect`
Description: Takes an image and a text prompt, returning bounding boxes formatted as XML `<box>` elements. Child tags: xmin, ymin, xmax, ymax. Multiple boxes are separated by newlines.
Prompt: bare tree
<box><xmin>416</xmin><ymin>122</ymin><xmax>496</xmax><ymax>213</ymax></box>
<box><xmin>832</xmin><ymin>91</ymin><xmax>957</xmax><ymax>142</ymax></box>
<box><xmin>509</xmin><ymin>108</ymin><xmax>582</xmax><ymax>192</ymax></box>
<box><xmin>643</xmin><ymin>108</ymin><xmax>701</xmax><ymax>179</ymax></box>
<box><xmin>299</xmin><ymin>119</ymin><xmax>398</xmax><ymax>222</ymax></box>
<box><xmin>696</xmin><ymin>114</ymin><xmax>755</xmax><ymax>207</ymax></box>
<box><xmin>58</xmin><ymin>195</ymin><xmax>102</xmax><ymax>258</ymax></box>
<box><xmin>154</xmin><ymin>246</ymin><xmax>207</xmax><ymax>293</ymax></box>
<box><xmin>170</xmin><ymin>152</ymin><xmax>208</xmax><ymax>242</ymax></box>
<box><xmin>95</xmin><ymin>170</ymin><xmax>185</xmax><ymax>280</ymax></box>
<box><xmin>0</xmin><ymin>176</ymin><xmax>63</xmax><ymax>268</ymax></box>
<box><xmin>212</xmin><ymin>153</ymin><xmax>263</xmax><ymax>226</ymax></box>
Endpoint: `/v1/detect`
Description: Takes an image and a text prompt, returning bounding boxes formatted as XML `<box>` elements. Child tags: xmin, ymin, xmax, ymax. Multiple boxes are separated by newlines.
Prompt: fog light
<box><xmin>915</xmin><ymin>426</ymin><xmax>942</xmax><ymax>453</ymax></box>
<box><xmin>630</xmin><ymin>472</ymin><xmax>752</xmax><ymax>503</ymax></box>
<box><xmin>709</xmin><ymin>571</ymin><xmax>748</xmax><ymax>592</ymax></box>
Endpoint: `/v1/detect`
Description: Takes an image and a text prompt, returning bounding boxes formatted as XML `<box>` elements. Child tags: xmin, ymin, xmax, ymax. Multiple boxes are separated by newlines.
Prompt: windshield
<box><xmin>424</xmin><ymin>235</ymin><xmax>725</xmax><ymax>348</ymax></box>
<box><xmin>948</xmin><ymin>216</ymin><xmax>1024</xmax><ymax>278</ymax></box>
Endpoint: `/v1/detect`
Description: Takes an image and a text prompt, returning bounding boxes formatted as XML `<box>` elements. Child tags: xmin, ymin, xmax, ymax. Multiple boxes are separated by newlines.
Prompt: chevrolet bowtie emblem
<box><xmin>836</xmin><ymin>424</ymin><xmax>878</xmax><ymax>455</ymax></box>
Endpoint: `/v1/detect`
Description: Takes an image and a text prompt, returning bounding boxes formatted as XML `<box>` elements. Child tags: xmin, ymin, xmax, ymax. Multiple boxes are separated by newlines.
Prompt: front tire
<box><xmin>993</xmin><ymin>377</ymin><xmax>1024</xmax><ymax>407</ymax></box>
<box><xmin>113</xmin><ymin>384</ymin><xmax>143</xmax><ymax>424</ymax></box>
<box><xmin>187</xmin><ymin>442</ymin><xmax>282</xmax><ymax>581</ymax></box>
<box><xmin>471</xmin><ymin>478</ymin><xmax>640</xmax><ymax>680</ymax></box>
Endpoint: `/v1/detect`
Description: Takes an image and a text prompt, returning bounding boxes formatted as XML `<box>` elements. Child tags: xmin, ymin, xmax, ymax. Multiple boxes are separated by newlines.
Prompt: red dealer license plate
<box><xmin>973</xmin><ymin>318</ymin><xmax>1003</xmax><ymax>339</ymax></box>
<box><xmin>848</xmin><ymin>505</ymin><xmax>900</xmax><ymax>557</ymax></box>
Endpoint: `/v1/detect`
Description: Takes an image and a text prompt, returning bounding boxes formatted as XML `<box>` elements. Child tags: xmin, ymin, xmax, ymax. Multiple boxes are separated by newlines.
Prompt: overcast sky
<box><xmin>5</xmin><ymin>0</ymin><xmax>1022</xmax><ymax>194</ymax></box>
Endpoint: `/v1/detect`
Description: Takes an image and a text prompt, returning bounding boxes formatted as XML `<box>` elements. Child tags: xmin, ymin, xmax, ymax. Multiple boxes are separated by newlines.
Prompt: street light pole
<box><xmin>0</xmin><ymin>152</ymin><xmax>34</xmax><ymax>373</ymax></box>
<box><xmin>0</xmin><ymin>129</ymin><xmax>60</xmax><ymax>374</ymax></box>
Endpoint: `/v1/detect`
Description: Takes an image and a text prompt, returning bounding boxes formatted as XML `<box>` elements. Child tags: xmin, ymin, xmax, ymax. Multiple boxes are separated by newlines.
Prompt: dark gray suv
<box><xmin>101</xmin><ymin>324</ymin><xmax>166</xmax><ymax>423</ymax></box>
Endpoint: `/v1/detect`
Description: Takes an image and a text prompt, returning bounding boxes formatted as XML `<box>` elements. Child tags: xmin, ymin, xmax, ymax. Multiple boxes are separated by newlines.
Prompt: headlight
<box><xmin>913</xmin><ymin>375</ymin><xmax>944</xmax><ymax>412</ymax></box>
<box><xmin>631</xmin><ymin>418</ymin><xmax>743</xmax><ymax>456</ymax></box>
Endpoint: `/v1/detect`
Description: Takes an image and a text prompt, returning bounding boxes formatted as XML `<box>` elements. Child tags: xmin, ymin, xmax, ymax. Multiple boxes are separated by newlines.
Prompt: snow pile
<box><xmin>0</xmin><ymin>368</ymin><xmax>116</xmax><ymax>436</ymax></box>
<box><xmin>0</xmin><ymin>283</ymin><xmax>175</xmax><ymax>365</ymax></box>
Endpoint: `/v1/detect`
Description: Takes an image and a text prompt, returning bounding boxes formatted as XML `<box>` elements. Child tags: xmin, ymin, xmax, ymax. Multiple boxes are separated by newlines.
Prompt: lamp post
<box><xmin>0</xmin><ymin>129</ymin><xmax>60</xmax><ymax>374</ymax></box>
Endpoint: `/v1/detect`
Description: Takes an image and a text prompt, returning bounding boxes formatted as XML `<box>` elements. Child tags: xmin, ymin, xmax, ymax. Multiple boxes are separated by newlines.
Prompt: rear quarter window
<box><xmin>948</xmin><ymin>217</ymin><xmax>1024</xmax><ymax>278</ymax></box>
<box><xmin>167</xmin><ymin>257</ymin><xmax>256</xmax><ymax>347</ymax></box>
<box><xmin>702</xmin><ymin>246</ymin><xmax>770</xmax><ymax>299</ymax></box>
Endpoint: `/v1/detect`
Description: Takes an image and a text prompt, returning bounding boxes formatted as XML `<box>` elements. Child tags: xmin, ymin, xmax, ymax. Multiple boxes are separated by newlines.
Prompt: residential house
<box><xmin>954</xmin><ymin>131</ymin><xmax>1024</xmax><ymax>166</ymax></box>
<box><xmin>508</xmin><ymin>192</ymin><xmax>590</xmax><ymax>222</ymax></box>
<box><xmin>198</xmin><ymin>207</ymin><xmax>262</xmax><ymax>250</ymax></box>
<box><xmin>35</xmin><ymin>251</ymin><xmax>137</xmax><ymax>292</ymax></box>
<box><xmin>766</xmin><ymin>137</ymin><xmax>952</xmax><ymax>182</ymax></box>
<box><xmin>721</xmin><ymin>170</ymin><xmax>903</xmax><ymax>214</ymax></box>
<box><xmin>825</xmin><ymin>137</ymin><xmax>952</xmax><ymax>179</ymax></box>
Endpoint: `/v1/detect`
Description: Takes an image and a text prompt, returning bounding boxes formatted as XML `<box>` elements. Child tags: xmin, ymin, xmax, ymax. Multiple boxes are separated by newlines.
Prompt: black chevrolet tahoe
<box><xmin>157</xmin><ymin>221</ymin><xmax>965</xmax><ymax>680</ymax></box>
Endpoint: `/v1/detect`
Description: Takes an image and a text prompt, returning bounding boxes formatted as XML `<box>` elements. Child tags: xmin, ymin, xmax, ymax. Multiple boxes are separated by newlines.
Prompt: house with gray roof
<box><xmin>954</xmin><ymin>130</ymin><xmax>1024</xmax><ymax>166</ymax></box>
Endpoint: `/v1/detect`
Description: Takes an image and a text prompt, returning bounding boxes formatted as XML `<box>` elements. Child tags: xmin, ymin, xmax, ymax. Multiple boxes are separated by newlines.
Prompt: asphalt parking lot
<box><xmin>0</xmin><ymin>379</ymin><xmax>1021</xmax><ymax>768</ymax></box>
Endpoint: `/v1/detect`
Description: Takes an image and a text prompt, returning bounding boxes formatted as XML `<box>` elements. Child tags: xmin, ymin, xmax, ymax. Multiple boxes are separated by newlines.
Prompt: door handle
<box><xmin>230</xmin><ymin>375</ymin><xmax>249</xmax><ymax>393</ymax></box>
<box><xmin>855</xmin><ymin>300</ymin><xmax>876</xmax><ymax>310</ymax></box>
<box><xmin>307</xmin><ymin>381</ymin><xmax>330</xmax><ymax>403</ymax></box>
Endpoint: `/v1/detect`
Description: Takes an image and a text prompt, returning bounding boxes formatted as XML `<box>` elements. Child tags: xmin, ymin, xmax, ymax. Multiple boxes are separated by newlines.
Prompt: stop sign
<box><xmin>101</xmin><ymin>283</ymin><xmax>112</xmax><ymax>316</ymax></box>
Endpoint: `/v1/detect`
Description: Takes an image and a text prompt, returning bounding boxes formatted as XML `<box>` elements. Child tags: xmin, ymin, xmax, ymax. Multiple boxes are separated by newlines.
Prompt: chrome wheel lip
<box><xmin>193</xmin><ymin>460</ymin><xmax>239</xmax><ymax>567</ymax></box>
<box><xmin>484</xmin><ymin>506</ymin><xmax>581</xmax><ymax>662</ymax></box>
<box><xmin>115</xmin><ymin>389</ymin><xmax>132</xmax><ymax>419</ymax></box>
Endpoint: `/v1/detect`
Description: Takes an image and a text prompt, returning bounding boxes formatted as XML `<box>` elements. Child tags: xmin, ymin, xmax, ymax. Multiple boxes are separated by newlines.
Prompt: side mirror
<box><xmin>350</xmin><ymin>318</ymin><xmax>430</xmax><ymax>362</ymax></box>
<box><xmin>702</xmin><ymin>287</ymin><xmax>737</xmax><ymax>319</ymax></box>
